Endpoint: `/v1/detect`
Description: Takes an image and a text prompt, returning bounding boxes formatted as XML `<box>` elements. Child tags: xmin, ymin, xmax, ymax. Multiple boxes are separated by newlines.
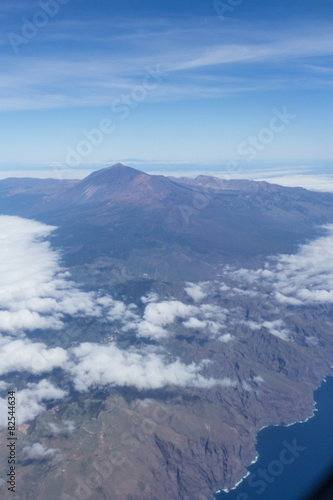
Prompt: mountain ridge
<box><xmin>47</xmin><ymin>163</ymin><xmax>195</xmax><ymax>207</ymax></box>
<box><xmin>1</xmin><ymin>163</ymin><xmax>333</xmax><ymax>280</ymax></box>
<box><xmin>0</xmin><ymin>163</ymin><xmax>316</xmax><ymax>205</ymax></box>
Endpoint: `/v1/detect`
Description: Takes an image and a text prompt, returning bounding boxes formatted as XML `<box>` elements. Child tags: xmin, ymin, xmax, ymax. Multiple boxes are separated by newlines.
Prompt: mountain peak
<box><xmin>47</xmin><ymin>162</ymin><xmax>191</xmax><ymax>207</ymax></box>
<box><xmin>51</xmin><ymin>162</ymin><xmax>158</xmax><ymax>205</ymax></box>
<box><xmin>101</xmin><ymin>162</ymin><xmax>132</xmax><ymax>172</ymax></box>
<box><xmin>110</xmin><ymin>162</ymin><xmax>127</xmax><ymax>168</ymax></box>
<box><xmin>88</xmin><ymin>163</ymin><xmax>143</xmax><ymax>179</ymax></box>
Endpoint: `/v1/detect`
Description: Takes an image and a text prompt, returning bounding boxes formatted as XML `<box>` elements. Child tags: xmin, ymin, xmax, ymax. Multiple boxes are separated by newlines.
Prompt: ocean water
<box><xmin>215</xmin><ymin>376</ymin><xmax>333</xmax><ymax>500</ymax></box>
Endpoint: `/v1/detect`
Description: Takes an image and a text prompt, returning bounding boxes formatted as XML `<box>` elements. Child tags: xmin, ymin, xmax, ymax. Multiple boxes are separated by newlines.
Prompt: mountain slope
<box><xmin>1</xmin><ymin>163</ymin><xmax>333</xmax><ymax>281</ymax></box>
<box><xmin>49</xmin><ymin>163</ymin><xmax>193</xmax><ymax>207</ymax></box>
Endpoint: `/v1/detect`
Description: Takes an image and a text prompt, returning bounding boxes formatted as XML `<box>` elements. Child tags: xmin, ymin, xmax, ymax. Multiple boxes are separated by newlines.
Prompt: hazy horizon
<box><xmin>0</xmin><ymin>159</ymin><xmax>332</xmax><ymax>193</ymax></box>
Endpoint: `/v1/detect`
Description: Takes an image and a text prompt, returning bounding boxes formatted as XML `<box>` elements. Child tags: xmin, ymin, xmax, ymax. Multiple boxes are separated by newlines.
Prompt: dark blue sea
<box><xmin>215</xmin><ymin>376</ymin><xmax>333</xmax><ymax>500</ymax></box>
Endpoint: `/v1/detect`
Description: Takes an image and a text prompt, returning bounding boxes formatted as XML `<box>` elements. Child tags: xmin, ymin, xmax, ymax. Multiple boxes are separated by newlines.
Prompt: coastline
<box><xmin>215</xmin><ymin>374</ymin><xmax>333</xmax><ymax>497</ymax></box>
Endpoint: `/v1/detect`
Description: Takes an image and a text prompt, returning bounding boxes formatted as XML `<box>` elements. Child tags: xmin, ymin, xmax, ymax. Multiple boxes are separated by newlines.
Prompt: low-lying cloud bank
<box><xmin>0</xmin><ymin>216</ymin><xmax>106</xmax><ymax>334</ymax></box>
<box><xmin>0</xmin><ymin>340</ymin><xmax>235</xmax><ymax>426</ymax></box>
<box><xmin>256</xmin><ymin>174</ymin><xmax>333</xmax><ymax>193</ymax></box>
<box><xmin>230</xmin><ymin>224</ymin><xmax>333</xmax><ymax>306</ymax></box>
<box><xmin>0</xmin><ymin>380</ymin><xmax>67</xmax><ymax>427</ymax></box>
<box><xmin>0</xmin><ymin>336</ymin><xmax>68</xmax><ymax>375</ymax></box>
<box><xmin>68</xmin><ymin>343</ymin><xmax>235</xmax><ymax>392</ymax></box>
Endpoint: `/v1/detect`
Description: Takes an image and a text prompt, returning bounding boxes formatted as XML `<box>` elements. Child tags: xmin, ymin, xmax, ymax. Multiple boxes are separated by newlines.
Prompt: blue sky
<box><xmin>0</xmin><ymin>0</ymin><xmax>333</xmax><ymax>173</ymax></box>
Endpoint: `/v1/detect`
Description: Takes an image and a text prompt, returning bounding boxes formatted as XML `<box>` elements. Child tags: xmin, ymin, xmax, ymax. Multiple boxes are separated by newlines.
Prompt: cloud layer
<box><xmin>0</xmin><ymin>336</ymin><xmax>68</xmax><ymax>375</ymax></box>
<box><xmin>0</xmin><ymin>216</ymin><xmax>104</xmax><ymax>333</ymax></box>
<box><xmin>230</xmin><ymin>224</ymin><xmax>333</xmax><ymax>306</ymax></box>
<box><xmin>0</xmin><ymin>380</ymin><xmax>67</xmax><ymax>427</ymax></box>
<box><xmin>1</xmin><ymin>217</ymin><xmax>333</xmax><ymax>429</ymax></box>
<box><xmin>0</xmin><ymin>217</ymin><xmax>234</xmax><ymax>427</ymax></box>
<box><xmin>69</xmin><ymin>343</ymin><xmax>234</xmax><ymax>392</ymax></box>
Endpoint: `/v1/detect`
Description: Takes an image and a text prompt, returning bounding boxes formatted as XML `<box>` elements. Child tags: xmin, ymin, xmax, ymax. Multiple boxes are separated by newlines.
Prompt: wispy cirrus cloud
<box><xmin>1</xmin><ymin>19</ymin><xmax>333</xmax><ymax>111</ymax></box>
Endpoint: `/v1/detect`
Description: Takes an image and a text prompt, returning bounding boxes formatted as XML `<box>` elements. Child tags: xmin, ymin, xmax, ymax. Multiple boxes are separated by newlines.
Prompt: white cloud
<box><xmin>229</xmin><ymin>225</ymin><xmax>333</xmax><ymax>307</ymax></box>
<box><xmin>22</xmin><ymin>443</ymin><xmax>61</xmax><ymax>460</ymax></box>
<box><xmin>48</xmin><ymin>422</ymin><xmax>61</xmax><ymax>434</ymax></box>
<box><xmin>272</xmin><ymin>226</ymin><xmax>333</xmax><ymax>305</ymax></box>
<box><xmin>242</xmin><ymin>381</ymin><xmax>253</xmax><ymax>392</ymax></box>
<box><xmin>246</xmin><ymin>320</ymin><xmax>290</xmax><ymax>342</ymax></box>
<box><xmin>0</xmin><ymin>230</ymin><xmax>240</xmax><ymax>412</ymax></box>
<box><xmin>246</xmin><ymin>321</ymin><xmax>262</xmax><ymax>331</ymax></box>
<box><xmin>169</xmin><ymin>34</ymin><xmax>333</xmax><ymax>73</ymax></box>
<box><xmin>0</xmin><ymin>336</ymin><xmax>68</xmax><ymax>375</ymax></box>
<box><xmin>17</xmin><ymin>381</ymin><xmax>67</xmax><ymax>424</ymax></box>
<box><xmin>183</xmin><ymin>317</ymin><xmax>224</xmax><ymax>335</ymax></box>
<box><xmin>199</xmin><ymin>303</ymin><xmax>226</xmax><ymax>321</ymax></box>
<box><xmin>98</xmin><ymin>296</ymin><xmax>138</xmax><ymax>322</ymax></box>
<box><xmin>220</xmin><ymin>283</ymin><xmax>230</xmax><ymax>292</ymax></box>
<box><xmin>262</xmin><ymin>320</ymin><xmax>290</xmax><ymax>341</ymax></box>
<box><xmin>4</xmin><ymin>219</ymin><xmax>332</xmax><ymax>432</ymax></box>
<box><xmin>49</xmin><ymin>419</ymin><xmax>75</xmax><ymax>435</ymax></box>
<box><xmin>2</xmin><ymin>24</ymin><xmax>333</xmax><ymax>111</ymax></box>
<box><xmin>136</xmin><ymin>320</ymin><xmax>167</xmax><ymax>339</ymax></box>
<box><xmin>231</xmin><ymin>287</ymin><xmax>259</xmax><ymax>298</ymax></box>
<box><xmin>0</xmin><ymin>215</ymin><xmax>140</xmax><ymax>342</ymax></box>
<box><xmin>185</xmin><ymin>283</ymin><xmax>207</xmax><ymax>302</ymax></box>
<box><xmin>69</xmin><ymin>342</ymin><xmax>235</xmax><ymax>392</ymax></box>
<box><xmin>274</xmin><ymin>292</ymin><xmax>303</xmax><ymax>306</ymax></box>
<box><xmin>134</xmin><ymin>296</ymin><xmax>228</xmax><ymax>339</ymax></box>
<box><xmin>136</xmin><ymin>300</ymin><xmax>199</xmax><ymax>339</ymax></box>
<box><xmin>113</xmin><ymin>301</ymin><xmax>138</xmax><ymax>321</ymax></box>
<box><xmin>143</xmin><ymin>300</ymin><xmax>197</xmax><ymax>325</ymax></box>
<box><xmin>0</xmin><ymin>380</ymin><xmax>67</xmax><ymax>427</ymax></box>
<box><xmin>0</xmin><ymin>216</ymin><xmax>107</xmax><ymax>334</ymax></box>
<box><xmin>141</xmin><ymin>292</ymin><xmax>159</xmax><ymax>304</ymax></box>
<box><xmin>218</xmin><ymin>334</ymin><xmax>234</xmax><ymax>343</ymax></box>
<box><xmin>63</xmin><ymin>419</ymin><xmax>75</xmax><ymax>433</ymax></box>
<box><xmin>183</xmin><ymin>318</ymin><xmax>207</xmax><ymax>329</ymax></box>
<box><xmin>255</xmin><ymin>174</ymin><xmax>333</xmax><ymax>193</ymax></box>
